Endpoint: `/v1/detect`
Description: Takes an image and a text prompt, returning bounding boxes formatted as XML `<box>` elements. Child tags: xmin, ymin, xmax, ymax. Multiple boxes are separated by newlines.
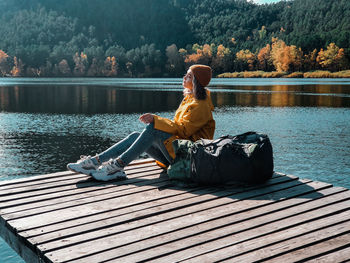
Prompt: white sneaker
<box><xmin>67</xmin><ymin>155</ymin><xmax>99</xmax><ymax>175</ymax></box>
<box><xmin>91</xmin><ymin>159</ymin><xmax>127</xmax><ymax>181</ymax></box>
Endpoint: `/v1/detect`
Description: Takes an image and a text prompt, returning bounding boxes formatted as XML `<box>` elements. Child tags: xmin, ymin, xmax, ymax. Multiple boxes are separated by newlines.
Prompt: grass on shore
<box><xmin>217</xmin><ymin>70</ymin><xmax>350</xmax><ymax>78</ymax></box>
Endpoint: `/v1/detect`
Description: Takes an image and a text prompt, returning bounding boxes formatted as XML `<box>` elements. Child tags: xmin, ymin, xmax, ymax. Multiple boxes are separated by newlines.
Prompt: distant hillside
<box><xmin>0</xmin><ymin>0</ymin><xmax>349</xmax><ymax>77</ymax></box>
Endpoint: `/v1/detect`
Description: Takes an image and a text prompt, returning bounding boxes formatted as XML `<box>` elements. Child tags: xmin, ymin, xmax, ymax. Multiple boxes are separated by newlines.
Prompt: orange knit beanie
<box><xmin>190</xmin><ymin>64</ymin><xmax>212</xmax><ymax>87</ymax></box>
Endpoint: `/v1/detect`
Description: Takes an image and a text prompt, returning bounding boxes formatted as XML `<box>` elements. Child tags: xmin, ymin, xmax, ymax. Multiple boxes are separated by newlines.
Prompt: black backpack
<box><xmin>189</xmin><ymin>132</ymin><xmax>274</xmax><ymax>185</ymax></box>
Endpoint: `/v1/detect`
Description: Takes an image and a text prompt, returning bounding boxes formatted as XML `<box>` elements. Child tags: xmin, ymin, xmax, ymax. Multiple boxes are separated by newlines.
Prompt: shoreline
<box><xmin>1</xmin><ymin>70</ymin><xmax>350</xmax><ymax>79</ymax></box>
<box><xmin>217</xmin><ymin>70</ymin><xmax>350</xmax><ymax>78</ymax></box>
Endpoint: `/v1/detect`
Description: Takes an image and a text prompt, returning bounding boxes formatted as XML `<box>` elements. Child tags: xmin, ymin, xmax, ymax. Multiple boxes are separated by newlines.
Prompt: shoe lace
<box><xmin>105</xmin><ymin>159</ymin><xmax>120</xmax><ymax>172</ymax></box>
<box><xmin>79</xmin><ymin>155</ymin><xmax>92</xmax><ymax>165</ymax></box>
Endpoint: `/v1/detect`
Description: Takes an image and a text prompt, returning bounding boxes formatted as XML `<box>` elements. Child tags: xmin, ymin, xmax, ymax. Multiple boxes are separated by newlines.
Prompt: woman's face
<box><xmin>183</xmin><ymin>69</ymin><xmax>194</xmax><ymax>90</ymax></box>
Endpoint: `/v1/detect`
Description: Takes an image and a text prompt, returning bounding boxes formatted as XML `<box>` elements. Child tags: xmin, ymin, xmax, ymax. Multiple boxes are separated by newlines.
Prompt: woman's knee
<box><xmin>145</xmin><ymin>123</ymin><xmax>155</xmax><ymax>132</ymax></box>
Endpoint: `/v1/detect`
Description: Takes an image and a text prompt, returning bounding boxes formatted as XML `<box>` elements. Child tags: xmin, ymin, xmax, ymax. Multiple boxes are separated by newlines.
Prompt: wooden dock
<box><xmin>0</xmin><ymin>159</ymin><xmax>349</xmax><ymax>263</ymax></box>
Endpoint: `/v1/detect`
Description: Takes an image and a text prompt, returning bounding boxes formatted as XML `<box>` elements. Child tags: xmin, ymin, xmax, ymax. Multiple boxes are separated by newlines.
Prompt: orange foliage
<box><xmin>0</xmin><ymin>50</ymin><xmax>10</xmax><ymax>76</ymax></box>
<box><xmin>103</xmin><ymin>56</ymin><xmax>118</xmax><ymax>77</ymax></box>
<box><xmin>257</xmin><ymin>44</ymin><xmax>271</xmax><ymax>71</ymax></box>
<box><xmin>0</xmin><ymin>50</ymin><xmax>8</xmax><ymax>61</ymax></box>
<box><xmin>211</xmin><ymin>44</ymin><xmax>231</xmax><ymax>71</ymax></box>
<box><xmin>236</xmin><ymin>49</ymin><xmax>256</xmax><ymax>70</ymax></box>
<box><xmin>10</xmin><ymin>57</ymin><xmax>24</xmax><ymax>77</ymax></box>
<box><xmin>270</xmin><ymin>39</ymin><xmax>302</xmax><ymax>72</ymax></box>
<box><xmin>185</xmin><ymin>44</ymin><xmax>212</xmax><ymax>65</ymax></box>
<box><xmin>317</xmin><ymin>43</ymin><xmax>348</xmax><ymax>71</ymax></box>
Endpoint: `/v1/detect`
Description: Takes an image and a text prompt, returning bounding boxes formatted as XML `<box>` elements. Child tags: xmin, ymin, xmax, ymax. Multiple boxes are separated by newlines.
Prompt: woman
<box><xmin>67</xmin><ymin>64</ymin><xmax>215</xmax><ymax>181</ymax></box>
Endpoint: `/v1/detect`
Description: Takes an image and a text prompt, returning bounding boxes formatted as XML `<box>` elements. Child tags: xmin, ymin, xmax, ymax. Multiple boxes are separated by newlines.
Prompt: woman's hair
<box><xmin>192</xmin><ymin>76</ymin><xmax>207</xmax><ymax>100</ymax></box>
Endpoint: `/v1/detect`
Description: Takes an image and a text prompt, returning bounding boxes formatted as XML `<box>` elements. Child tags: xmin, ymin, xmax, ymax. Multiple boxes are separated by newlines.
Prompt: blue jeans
<box><xmin>98</xmin><ymin>123</ymin><xmax>173</xmax><ymax>166</ymax></box>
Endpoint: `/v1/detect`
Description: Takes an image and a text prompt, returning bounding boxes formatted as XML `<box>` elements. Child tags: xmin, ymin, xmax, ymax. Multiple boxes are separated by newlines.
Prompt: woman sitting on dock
<box><xmin>67</xmin><ymin>64</ymin><xmax>215</xmax><ymax>181</ymax></box>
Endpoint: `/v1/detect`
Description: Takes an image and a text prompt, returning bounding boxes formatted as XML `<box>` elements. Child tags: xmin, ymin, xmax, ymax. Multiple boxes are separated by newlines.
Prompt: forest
<box><xmin>0</xmin><ymin>0</ymin><xmax>349</xmax><ymax>77</ymax></box>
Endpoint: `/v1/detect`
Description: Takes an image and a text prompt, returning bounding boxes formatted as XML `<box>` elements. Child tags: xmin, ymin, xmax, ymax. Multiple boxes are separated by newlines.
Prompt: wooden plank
<box><xmin>0</xmin><ymin>171</ymin><xmax>76</xmax><ymax>187</ymax></box>
<box><xmin>0</xmin><ymin>169</ymin><xmax>166</xmax><ymax>215</ymax></box>
<box><xmin>11</xmin><ymin>174</ymin><xmax>294</xmax><ymax>235</ymax></box>
<box><xmin>0</xmin><ymin>173</ymin><xmax>86</xmax><ymax>191</ymax></box>
<box><xmin>0</xmin><ymin>162</ymin><xmax>160</xmax><ymax>203</ymax></box>
<box><xmin>40</xmin><ymin>181</ymin><xmax>337</xmax><ymax>262</ymax></box>
<box><xmin>258</xmin><ymin>231</ymin><xmax>350</xmax><ymax>263</ymax></box>
<box><xmin>0</xmin><ymin>158</ymin><xmax>155</xmax><ymax>188</ymax></box>
<box><xmin>0</xmin><ymin>173</ymin><xmax>160</xmax><ymax>211</ymax></box>
<box><xmin>101</xmin><ymin>191</ymin><xmax>350</xmax><ymax>263</ymax></box>
<box><xmin>155</xmin><ymin>197</ymin><xmax>350</xmax><ymax>262</ymax></box>
<box><xmin>0</xmin><ymin>165</ymin><xmax>162</xmax><ymax>207</ymax></box>
<box><xmin>1</xmin><ymin>163</ymin><xmax>347</xmax><ymax>263</ymax></box>
<box><xmin>304</xmin><ymin>245</ymin><xmax>350</xmax><ymax>262</ymax></box>
<box><xmin>219</xmin><ymin>218</ymin><xmax>350</xmax><ymax>262</ymax></box>
<box><xmin>20</xmin><ymin>175</ymin><xmax>299</xmax><ymax>246</ymax></box>
<box><xmin>20</xmin><ymin>186</ymin><xmax>210</xmax><ymax>239</ymax></box>
<box><xmin>1</xmin><ymin>169</ymin><xmax>165</xmax><ymax>221</ymax></box>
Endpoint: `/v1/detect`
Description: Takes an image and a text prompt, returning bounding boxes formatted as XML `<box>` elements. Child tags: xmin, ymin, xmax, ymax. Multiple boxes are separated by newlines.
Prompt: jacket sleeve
<box><xmin>153</xmin><ymin>102</ymin><xmax>210</xmax><ymax>138</ymax></box>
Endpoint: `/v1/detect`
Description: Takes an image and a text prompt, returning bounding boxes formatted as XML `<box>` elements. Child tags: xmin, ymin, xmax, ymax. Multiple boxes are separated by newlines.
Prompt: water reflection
<box><xmin>0</xmin><ymin>81</ymin><xmax>350</xmax><ymax>114</ymax></box>
<box><xmin>0</xmin><ymin>86</ymin><xmax>183</xmax><ymax>113</ymax></box>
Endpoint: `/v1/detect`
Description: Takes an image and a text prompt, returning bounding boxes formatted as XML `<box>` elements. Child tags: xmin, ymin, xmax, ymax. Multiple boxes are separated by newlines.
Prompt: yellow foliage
<box><xmin>236</xmin><ymin>49</ymin><xmax>256</xmax><ymax>70</ymax></box>
<box><xmin>80</xmin><ymin>52</ymin><xmax>87</xmax><ymax>60</ymax></box>
<box><xmin>192</xmin><ymin>43</ymin><xmax>202</xmax><ymax>52</ymax></box>
<box><xmin>284</xmin><ymin>72</ymin><xmax>304</xmax><ymax>78</ymax></box>
<box><xmin>257</xmin><ymin>44</ymin><xmax>271</xmax><ymax>70</ymax></box>
<box><xmin>303</xmin><ymin>70</ymin><xmax>332</xmax><ymax>78</ymax></box>
<box><xmin>243</xmin><ymin>71</ymin><xmax>266</xmax><ymax>78</ymax></box>
<box><xmin>185</xmin><ymin>43</ymin><xmax>212</xmax><ymax>64</ymax></box>
<box><xmin>10</xmin><ymin>56</ymin><xmax>23</xmax><ymax>77</ymax></box>
<box><xmin>217</xmin><ymin>71</ymin><xmax>286</xmax><ymax>78</ymax></box>
<box><xmin>216</xmin><ymin>44</ymin><xmax>230</xmax><ymax>57</ymax></box>
<box><xmin>103</xmin><ymin>56</ymin><xmax>118</xmax><ymax>77</ymax></box>
<box><xmin>332</xmin><ymin>70</ymin><xmax>350</xmax><ymax>78</ymax></box>
<box><xmin>316</xmin><ymin>43</ymin><xmax>347</xmax><ymax>71</ymax></box>
<box><xmin>178</xmin><ymin>48</ymin><xmax>187</xmax><ymax>56</ymax></box>
<box><xmin>217</xmin><ymin>72</ymin><xmax>244</xmax><ymax>78</ymax></box>
<box><xmin>270</xmin><ymin>39</ymin><xmax>302</xmax><ymax>72</ymax></box>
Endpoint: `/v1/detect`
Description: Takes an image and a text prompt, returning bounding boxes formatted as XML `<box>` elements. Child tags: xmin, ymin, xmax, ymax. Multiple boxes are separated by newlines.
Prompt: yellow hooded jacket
<box><xmin>153</xmin><ymin>90</ymin><xmax>215</xmax><ymax>159</ymax></box>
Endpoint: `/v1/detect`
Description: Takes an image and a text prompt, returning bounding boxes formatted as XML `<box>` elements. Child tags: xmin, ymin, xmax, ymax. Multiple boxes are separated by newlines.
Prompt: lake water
<box><xmin>0</xmin><ymin>77</ymin><xmax>350</xmax><ymax>262</ymax></box>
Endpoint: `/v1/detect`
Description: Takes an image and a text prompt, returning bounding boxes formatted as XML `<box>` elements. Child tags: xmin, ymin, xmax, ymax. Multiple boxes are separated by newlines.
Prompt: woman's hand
<box><xmin>139</xmin><ymin>113</ymin><xmax>154</xmax><ymax>124</ymax></box>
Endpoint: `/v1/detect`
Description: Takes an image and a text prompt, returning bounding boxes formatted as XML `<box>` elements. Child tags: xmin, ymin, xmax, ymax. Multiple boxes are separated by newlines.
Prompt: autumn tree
<box><xmin>185</xmin><ymin>44</ymin><xmax>213</xmax><ymax>66</ymax></box>
<box><xmin>270</xmin><ymin>38</ymin><xmax>303</xmax><ymax>72</ymax></box>
<box><xmin>257</xmin><ymin>44</ymin><xmax>272</xmax><ymax>71</ymax></box>
<box><xmin>317</xmin><ymin>43</ymin><xmax>348</xmax><ymax>71</ymax></box>
<box><xmin>0</xmin><ymin>50</ymin><xmax>12</xmax><ymax>76</ymax></box>
<box><xmin>11</xmin><ymin>57</ymin><xmax>24</xmax><ymax>77</ymax></box>
<box><xmin>236</xmin><ymin>49</ymin><xmax>256</xmax><ymax>71</ymax></box>
<box><xmin>288</xmin><ymin>45</ymin><xmax>303</xmax><ymax>72</ymax></box>
<box><xmin>211</xmin><ymin>44</ymin><xmax>231</xmax><ymax>73</ymax></box>
<box><xmin>303</xmin><ymin>49</ymin><xmax>318</xmax><ymax>72</ymax></box>
<box><xmin>103</xmin><ymin>56</ymin><xmax>118</xmax><ymax>77</ymax></box>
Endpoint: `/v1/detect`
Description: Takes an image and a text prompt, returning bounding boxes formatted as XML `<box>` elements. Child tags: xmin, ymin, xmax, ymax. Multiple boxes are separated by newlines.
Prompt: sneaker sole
<box><xmin>91</xmin><ymin>171</ymin><xmax>126</xmax><ymax>182</ymax></box>
<box><xmin>67</xmin><ymin>165</ymin><xmax>96</xmax><ymax>176</ymax></box>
